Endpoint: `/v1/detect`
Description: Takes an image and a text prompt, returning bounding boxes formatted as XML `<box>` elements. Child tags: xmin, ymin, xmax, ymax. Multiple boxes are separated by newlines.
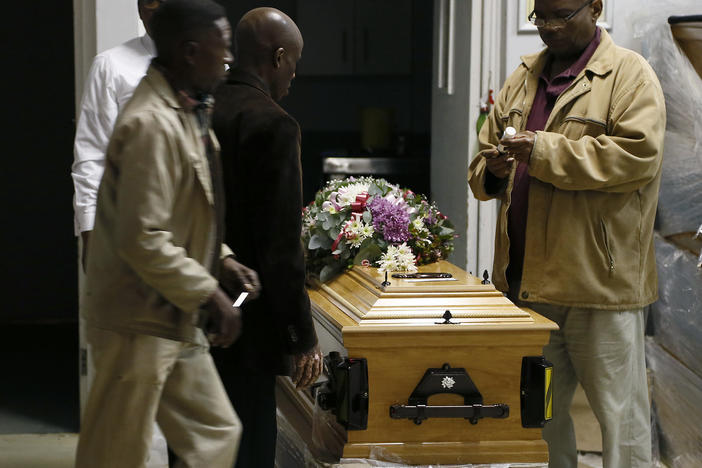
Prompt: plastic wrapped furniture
<box><xmin>646</xmin><ymin>338</ymin><xmax>702</xmax><ymax>468</ymax></box>
<box><xmin>650</xmin><ymin>235</ymin><xmax>702</xmax><ymax>378</ymax></box>
<box><xmin>634</xmin><ymin>2</ymin><xmax>702</xmax><ymax>240</ymax></box>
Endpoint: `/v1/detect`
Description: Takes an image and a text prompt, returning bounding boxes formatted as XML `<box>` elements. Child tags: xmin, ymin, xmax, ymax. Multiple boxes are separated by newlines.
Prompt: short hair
<box><xmin>150</xmin><ymin>0</ymin><xmax>226</xmax><ymax>64</ymax></box>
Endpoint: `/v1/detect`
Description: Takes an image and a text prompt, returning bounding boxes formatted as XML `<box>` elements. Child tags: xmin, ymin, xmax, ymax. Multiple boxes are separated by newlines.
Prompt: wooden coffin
<box><xmin>276</xmin><ymin>261</ymin><xmax>557</xmax><ymax>465</ymax></box>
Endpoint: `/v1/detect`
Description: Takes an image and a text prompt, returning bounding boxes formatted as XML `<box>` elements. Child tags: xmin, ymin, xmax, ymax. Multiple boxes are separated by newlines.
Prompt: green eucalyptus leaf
<box><xmin>321</xmin><ymin>214</ymin><xmax>336</xmax><ymax>231</ymax></box>
<box><xmin>440</xmin><ymin>226</ymin><xmax>455</xmax><ymax>236</ymax></box>
<box><xmin>320</xmin><ymin>264</ymin><xmax>340</xmax><ymax>283</ymax></box>
<box><xmin>368</xmin><ymin>183</ymin><xmax>382</xmax><ymax>196</ymax></box>
<box><xmin>353</xmin><ymin>242</ymin><xmax>383</xmax><ymax>265</ymax></box>
<box><xmin>308</xmin><ymin>233</ymin><xmax>332</xmax><ymax>250</ymax></box>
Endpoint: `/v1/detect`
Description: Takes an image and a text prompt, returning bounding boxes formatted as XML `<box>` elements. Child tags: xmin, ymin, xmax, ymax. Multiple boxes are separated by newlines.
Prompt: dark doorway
<box><xmin>1</xmin><ymin>0</ymin><xmax>79</xmax><ymax>434</ymax></box>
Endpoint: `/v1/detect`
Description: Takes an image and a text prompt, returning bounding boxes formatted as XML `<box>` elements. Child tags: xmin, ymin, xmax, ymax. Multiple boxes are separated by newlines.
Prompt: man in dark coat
<box><xmin>211</xmin><ymin>7</ymin><xmax>322</xmax><ymax>468</ymax></box>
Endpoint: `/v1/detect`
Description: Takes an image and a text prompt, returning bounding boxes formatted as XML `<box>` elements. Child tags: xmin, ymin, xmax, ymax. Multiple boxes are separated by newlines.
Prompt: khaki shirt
<box><xmin>84</xmin><ymin>65</ymin><xmax>233</xmax><ymax>343</ymax></box>
<box><xmin>469</xmin><ymin>29</ymin><xmax>666</xmax><ymax>309</ymax></box>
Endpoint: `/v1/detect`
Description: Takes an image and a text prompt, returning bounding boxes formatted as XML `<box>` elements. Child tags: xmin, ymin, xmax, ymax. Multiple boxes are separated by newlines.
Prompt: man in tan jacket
<box><xmin>468</xmin><ymin>1</ymin><xmax>665</xmax><ymax>467</ymax></box>
<box><xmin>75</xmin><ymin>1</ymin><xmax>259</xmax><ymax>466</ymax></box>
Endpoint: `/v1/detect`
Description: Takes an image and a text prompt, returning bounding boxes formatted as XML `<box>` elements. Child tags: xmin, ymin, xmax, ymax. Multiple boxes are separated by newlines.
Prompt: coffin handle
<box><xmin>388</xmin><ymin>363</ymin><xmax>509</xmax><ymax>425</ymax></box>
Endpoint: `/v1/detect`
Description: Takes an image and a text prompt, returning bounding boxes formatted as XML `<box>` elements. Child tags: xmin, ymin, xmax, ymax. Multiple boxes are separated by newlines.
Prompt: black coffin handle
<box><xmin>316</xmin><ymin>352</ymin><xmax>369</xmax><ymax>430</ymax></box>
<box><xmin>389</xmin><ymin>363</ymin><xmax>509</xmax><ymax>425</ymax></box>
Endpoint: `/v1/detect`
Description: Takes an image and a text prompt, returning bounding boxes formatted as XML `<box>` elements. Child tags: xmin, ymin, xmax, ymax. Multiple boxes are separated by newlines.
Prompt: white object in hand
<box><xmin>233</xmin><ymin>292</ymin><xmax>249</xmax><ymax>307</ymax></box>
<box><xmin>497</xmin><ymin>127</ymin><xmax>517</xmax><ymax>154</ymax></box>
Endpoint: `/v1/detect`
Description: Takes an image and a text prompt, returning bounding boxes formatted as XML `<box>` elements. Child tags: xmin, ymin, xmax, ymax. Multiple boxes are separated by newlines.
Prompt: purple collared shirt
<box><xmin>506</xmin><ymin>28</ymin><xmax>602</xmax><ymax>284</ymax></box>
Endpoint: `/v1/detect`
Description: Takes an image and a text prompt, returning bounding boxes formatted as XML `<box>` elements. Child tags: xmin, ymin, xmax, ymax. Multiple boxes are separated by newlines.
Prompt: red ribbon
<box><xmin>350</xmin><ymin>193</ymin><xmax>370</xmax><ymax>214</ymax></box>
<box><xmin>331</xmin><ymin>231</ymin><xmax>344</xmax><ymax>253</ymax></box>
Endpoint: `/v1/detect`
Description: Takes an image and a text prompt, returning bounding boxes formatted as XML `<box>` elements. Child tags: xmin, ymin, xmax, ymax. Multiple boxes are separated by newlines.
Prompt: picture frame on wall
<box><xmin>518</xmin><ymin>0</ymin><xmax>613</xmax><ymax>33</ymax></box>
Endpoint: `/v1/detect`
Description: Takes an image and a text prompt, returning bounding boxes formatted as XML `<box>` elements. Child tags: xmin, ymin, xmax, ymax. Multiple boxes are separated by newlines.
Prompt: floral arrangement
<box><xmin>302</xmin><ymin>176</ymin><xmax>455</xmax><ymax>282</ymax></box>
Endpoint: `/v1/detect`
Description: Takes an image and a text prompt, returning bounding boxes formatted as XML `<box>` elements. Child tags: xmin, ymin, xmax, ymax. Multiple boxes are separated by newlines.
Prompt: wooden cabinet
<box><xmin>296</xmin><ymin>1</ymin><xmax>354</xmax><ymax>75</ymax></box>
<box><xmin>297</xmin><ymin>0</ymin><xmax>412</xmax><ymax>76</ymax></box>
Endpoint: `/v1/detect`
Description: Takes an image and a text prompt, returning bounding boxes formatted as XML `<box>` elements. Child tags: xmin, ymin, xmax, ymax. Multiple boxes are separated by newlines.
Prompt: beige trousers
<box><xmin>75</xmin><ymin>327</ymin><xmax>241</xmax><ymax>468</ymax></box>
<box><xmin>78</xmin><ymin>235</ymin><xmax>168</xmax><ymax>467</ymax></box>
<box><xmin>521</xmin><ymin>302</ymin><xmax>652</xmax><ymax>468</ymax></box>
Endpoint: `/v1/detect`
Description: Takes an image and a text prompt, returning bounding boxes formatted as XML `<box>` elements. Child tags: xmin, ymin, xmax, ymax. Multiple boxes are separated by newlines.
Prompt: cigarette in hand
<box><xmin>233</xmin><ymin>291</ymin><xmax>249</xmax><ymax>307</ymax></box>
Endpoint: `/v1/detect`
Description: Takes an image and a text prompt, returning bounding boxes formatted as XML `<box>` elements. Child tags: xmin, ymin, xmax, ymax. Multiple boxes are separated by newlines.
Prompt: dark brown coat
<box><xmin>211</xmin><ymin>69</ymin><xmax>317</xmax><ymax>375</ymax></box>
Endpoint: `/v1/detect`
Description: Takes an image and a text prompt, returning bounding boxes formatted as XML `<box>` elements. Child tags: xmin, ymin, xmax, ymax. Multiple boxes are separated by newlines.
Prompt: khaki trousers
<box><xmin>78</xmin><ymin>235</ymin><xmax>168</xmax><ymax>467</ymax></box>
<box><xmin>75</xmin><ymin>327</ymin><xmax>241</xmax><ymax>468</ymax></box>
<box><xmin>518</xmin><ymin>302</ymin><xmax>652</xmax><ymax>468</ymax></box>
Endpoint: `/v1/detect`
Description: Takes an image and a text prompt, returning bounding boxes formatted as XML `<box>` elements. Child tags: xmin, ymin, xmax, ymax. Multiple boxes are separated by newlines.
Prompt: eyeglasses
<box><xmin>141</xmin><ymin>0</ymin><xmax>165</xmax><ymax>11</ymax></box>
<box><xmin>528</xmin><ymin>0</ymin><xmax>594</xmax><ymax>29</ymax></box>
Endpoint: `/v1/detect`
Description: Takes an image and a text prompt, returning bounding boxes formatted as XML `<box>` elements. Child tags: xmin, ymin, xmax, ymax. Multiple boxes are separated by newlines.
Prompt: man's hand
<box><xmin>291</xmin><ymin>344</ymin><xmax>323</xmax><ymax>389</ymax></box>
<box><xmin>482</xmin><ymin>148</ymin><xmax>513</xmax><ymax>179</ymax></box>
<box><xmin>204</xmin><ymin>286</ymin><xmax>243</xmax><ymax>348</ymax></box>
<box><xmin>80</xmin><ymin>231</ymin><xmax>91</xmax><ymax>273</ymax></box>
<box><xmin>221</xmin><ymin>257</ymin><xmax>261</xmax><ymax>301</ymax></box>
<box><xmin>500</xmin><ymin>130</ymin><xmax>536</xmax><ymax>164</ymax></box>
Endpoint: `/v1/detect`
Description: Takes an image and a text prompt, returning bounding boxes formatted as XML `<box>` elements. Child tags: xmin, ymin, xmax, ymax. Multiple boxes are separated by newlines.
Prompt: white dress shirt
<box><xmin>72</xmin><ymin>34</ymin><xmax>156</xmax><ymax>235</ymax></box>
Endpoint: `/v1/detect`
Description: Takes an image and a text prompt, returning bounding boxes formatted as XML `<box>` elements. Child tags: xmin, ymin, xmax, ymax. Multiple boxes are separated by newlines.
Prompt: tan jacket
<box><xmin>468</xmin><ymin>29</ymin><xmax>666</xmax><ymax>309</ymax></box>
<box><xmin>84</xmin><ymin>65</ymin><xmax>233</xmax><ymax>343</ymax></box>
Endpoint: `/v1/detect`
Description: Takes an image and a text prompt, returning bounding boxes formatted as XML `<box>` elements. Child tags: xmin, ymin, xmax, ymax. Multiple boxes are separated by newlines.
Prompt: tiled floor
<box><xmin>0</xmin><ymin>433</ymin><xmax>77</xmax><ymax>468</ymax></box>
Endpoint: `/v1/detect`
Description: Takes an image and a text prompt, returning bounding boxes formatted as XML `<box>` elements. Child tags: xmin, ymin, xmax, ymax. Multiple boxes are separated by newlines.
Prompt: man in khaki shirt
<box><xmin>75</xmin><ymin>1</ymin><xmax>259</xmax><ymax>466</ymax></box>
<box><xmin>469</xmin><ymin>1</ymin><xmax>665</xmax><ymax>467</ymax></box>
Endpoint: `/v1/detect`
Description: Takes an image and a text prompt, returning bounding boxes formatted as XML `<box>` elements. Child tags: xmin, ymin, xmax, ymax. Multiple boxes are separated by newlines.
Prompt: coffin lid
<box><xmin>308</xmin><ymin>261</ymin><xmax>533</xmax><ymax>326</ymax></box>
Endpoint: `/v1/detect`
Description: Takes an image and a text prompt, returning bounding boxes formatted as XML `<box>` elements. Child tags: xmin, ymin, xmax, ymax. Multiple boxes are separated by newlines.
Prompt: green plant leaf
<box><xmin>440</xmin><ymin>226</ymin><xmax>455</xmax><ymax>236</ymax></box>
<box><xmin>320</xmin><ymin>264</ymin><xmax>341</xmax><ymax>283</ymax></box>
<box><xmin>308</xmin><ymin>233</ymin><xmax>332</xmax><ymax>250</ymax></box>
<box><xmin>321</xmin><ymin>213</ymin><xmax>336</xmax><ymax>230</ymax></box>
<box><xmin>353</xmin><ymin>242</ymin><xmax>383</xmax><ymax>265</ymax></box>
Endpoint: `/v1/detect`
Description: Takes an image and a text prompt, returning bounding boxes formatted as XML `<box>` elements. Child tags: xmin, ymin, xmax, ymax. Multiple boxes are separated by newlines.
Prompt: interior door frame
<box><xmin>431</xmin><ymin>0</ymin><xmax>503</xmax><ymax>277</ymax></box>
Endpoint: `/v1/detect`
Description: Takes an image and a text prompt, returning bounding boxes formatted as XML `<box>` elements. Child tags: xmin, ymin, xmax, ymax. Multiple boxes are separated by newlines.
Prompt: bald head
<box><xmin>235</xmin><ymin>8</ymin><xmax>301</xmax><ymax>64</ymax></box>
<box><xmin>234</xmin><ymin>8</ymin><xmax>303</xmax><ymax>100</ymax></box>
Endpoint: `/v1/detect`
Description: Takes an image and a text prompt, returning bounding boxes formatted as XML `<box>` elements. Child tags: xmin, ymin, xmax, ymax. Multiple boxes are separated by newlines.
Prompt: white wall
<box><xmin>431</xmin><ymin>0</ymin><xmax>482</xmax><ymax>271</ymax></box>
<box><xmin>73</xmin><ymin>0</ymin><xmax>142</xmax><ymax>111</ymax></box>
<box><xmin>96</xmin><ymin>0</ymin><xmax>141</xmax><ymax>53</ymax></box>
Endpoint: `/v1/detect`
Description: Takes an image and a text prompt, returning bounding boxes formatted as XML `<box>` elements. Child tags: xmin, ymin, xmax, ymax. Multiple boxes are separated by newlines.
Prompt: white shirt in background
<box><xmin>71</xmin><ymin>33</ymin><xmax>169</xmax><ymax>468</ymax></box>
<box><xmin>72</xmin><ymin>34</ymin><xmax>156</xmax><ymax>235</ymax></box>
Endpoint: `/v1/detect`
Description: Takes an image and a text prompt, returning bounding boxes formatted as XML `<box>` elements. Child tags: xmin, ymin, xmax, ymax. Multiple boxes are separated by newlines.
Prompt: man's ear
<box><xmin>591</xmin><ymin>0</ymin><xmax>603</xmax><ymax>22</ymax></box>
<box><xmin>273</xmin><ymin>47</ymin><xmax>285</xmax><ymax>69</ymax></box>
<box><xmin>183</xmin><ymin>40</ymin><xmax>200</xmax><ymax>66</ymax></box>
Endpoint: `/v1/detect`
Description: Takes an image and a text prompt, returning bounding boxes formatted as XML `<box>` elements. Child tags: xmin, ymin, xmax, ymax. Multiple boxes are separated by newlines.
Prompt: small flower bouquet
<box><xmin>302</xmin><ymin>176</ymin><xmax>455</xmax><ymax>282</ymax></box>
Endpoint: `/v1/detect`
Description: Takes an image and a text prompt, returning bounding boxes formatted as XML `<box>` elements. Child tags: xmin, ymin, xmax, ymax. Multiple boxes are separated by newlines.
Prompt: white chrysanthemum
<box><xmin>347</xmin><ymin>218</ymin><xmax>363</xmax><ymax>232</ymax></box>
<box><xmin>377</xmin><ymin>242</ymin><xmax>417</xmax><ymax>273</ymax></box>
<box><xmin>344</xmin><ymin>219</ymin><xmax>374</xmax><ymax>248</ymax></box>
<box><xmin>348</xmin><ymin>237</ymin><xmax>364</xmax><ymax>248</ymax></box>
<box><xmin>412</xmin><ymin>217</ymin><xmax>428</xmax><ymax>234</ymax></box>
<box><xmin>336</xmin><ymin>182</ymin><xmax>371</xmax><ymax>207</ymax></box>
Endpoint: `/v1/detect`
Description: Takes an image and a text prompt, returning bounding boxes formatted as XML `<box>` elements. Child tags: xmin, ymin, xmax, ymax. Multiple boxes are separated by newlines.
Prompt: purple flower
<box><xmin>368</xmin><ymin>197</ymin><xmax>411</xmax><ymax>243</ymax></box>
